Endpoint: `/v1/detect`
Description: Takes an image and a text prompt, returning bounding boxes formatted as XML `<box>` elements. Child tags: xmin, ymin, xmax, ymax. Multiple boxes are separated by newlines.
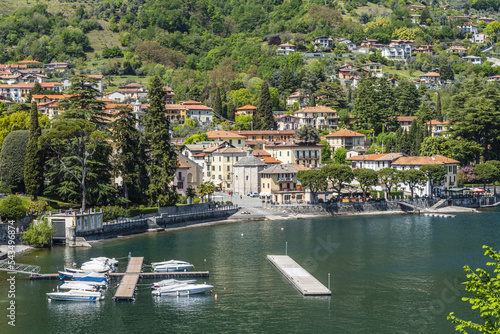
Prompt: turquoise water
<box><xmin>1</xmin><ymin>210</ymin><xmax>499</xmax><ymax>333</ymax></box>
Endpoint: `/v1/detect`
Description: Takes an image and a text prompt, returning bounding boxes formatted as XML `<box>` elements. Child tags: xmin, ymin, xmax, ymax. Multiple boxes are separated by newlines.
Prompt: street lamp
<box><xmin>157</xmin><ymin>200</ymin><xmax>160</xmax><ymax>214</ymax></box>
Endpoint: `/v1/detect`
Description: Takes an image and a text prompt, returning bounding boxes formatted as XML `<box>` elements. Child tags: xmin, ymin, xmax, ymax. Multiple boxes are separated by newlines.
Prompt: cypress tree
<box><xmin>144</xmin><ymin>76</ymin><xmax>179</xmax><ymax>206</ymax></box>
<box><xmin>24</xmin><ymin>101</ymin><xmax>43</xmax><ymax>200</ymax></box>
<box><xmin>258</xmin><ymin>81</ymin><xmax>276</xmax><ymax>130</ymax></box>
<box><xmin>213</xmin><ymin>87</ymin><xmax>223</xmax><ymax>119</ymax></box>
<box><xmin>436</xmin><ymin>92</ymin><xmax>443</xmax><ymax>122</ymax></box>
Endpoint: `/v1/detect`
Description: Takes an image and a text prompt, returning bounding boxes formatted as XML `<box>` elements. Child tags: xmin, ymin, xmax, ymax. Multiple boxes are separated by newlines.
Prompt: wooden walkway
<box><xmin>113</xmin><ymin>257</ymin><xmax>143</xmax><ymax>301</ymax></box>
<box><xmin>30</xmin><ymin>271</ymin><xmax>209</xmax><ymax>280</ymax></box>
<box><xmin>267</xmin><ymin>255</ymin><xmax>331</xmax><ymax>296</ymax></box>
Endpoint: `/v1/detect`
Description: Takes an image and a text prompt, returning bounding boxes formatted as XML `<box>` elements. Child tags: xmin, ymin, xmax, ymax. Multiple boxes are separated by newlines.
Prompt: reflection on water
<box><xmin>47</xmin><ymin>299</ymin><xmax>103</xmax><ymax>319</ymax></box>
<box><xmin>152</xmin><ymin>294</ymin><xmax>214</xmax><ymax>309</ymax></box>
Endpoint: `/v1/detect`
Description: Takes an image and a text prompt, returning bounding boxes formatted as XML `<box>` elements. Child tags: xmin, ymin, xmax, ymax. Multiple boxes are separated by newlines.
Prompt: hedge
<box><xmin>0</xmin><ymin>130</ymin><xmax>29</xmax><ymax>193</ymax></box>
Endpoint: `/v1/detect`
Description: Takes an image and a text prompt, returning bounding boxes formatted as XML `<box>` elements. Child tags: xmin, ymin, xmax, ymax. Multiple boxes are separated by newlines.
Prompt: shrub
<box><xmin>0</xmin><ymin>195</ymin><xmax>26</xmax><ymax>221</ymax></box>
<box><xmin>0</xmin><ymin>130</ymin><xmax>29</xmax><ymax>193</ymax></box>
<box><xmin>103</xmin><ymin>205</ymin><xmax>127</xmax><ymax>221</ymax></box>
<box><xmin>27</xmin><ymin>201</ymin><xmax>51</xmax><ymax>217</ymax></box>
<box><xmin>22</xmin><ymin>218</ymin><xmax>55</xmax><ymax>247</ymax></box>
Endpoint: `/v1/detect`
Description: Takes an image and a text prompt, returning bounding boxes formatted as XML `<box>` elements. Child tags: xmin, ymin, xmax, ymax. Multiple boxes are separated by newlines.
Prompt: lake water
<box><xmin>1</xmin><ymin>210</ymin><xmax>499</xmax><ymax>334</ymax></box>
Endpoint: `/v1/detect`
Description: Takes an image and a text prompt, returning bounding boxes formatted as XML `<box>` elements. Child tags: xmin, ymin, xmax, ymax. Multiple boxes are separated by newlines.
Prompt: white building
<box><xmin>45</xmin><ymin>209</ymin><xmax>103</xmax><ymax>243</ymax></box>
<box><xmin>277</xmin><ymin>43</ymin><xmax>296</xmax><ymax>56</ymax></box>
<box><xmin>463</xmin><ymin>56</ymin><xmax>483</xmax><ymax>65</ymax></box>
<box><xmin>313</xmin><ymin>36</ymin><xmax>333</xmax><ymax>50</ymax></box>
<box><xmin>183</xmin><ymin>100</ymin><xmax>213</xmax><ymax>125</ymax></box>
<box><xmin>295</xmin><ymin>105</ymin><xmax>338</xmax><ymax>130</ymax></box>
<box><xmin>338</xmin><ymin>38</ymin><xmax>356</xmax><ymax>50</ymax></box>
<box><xmin>457</xmin><ymin>22</ymin><xmax>478</xmax><ymax>35</ymax></box>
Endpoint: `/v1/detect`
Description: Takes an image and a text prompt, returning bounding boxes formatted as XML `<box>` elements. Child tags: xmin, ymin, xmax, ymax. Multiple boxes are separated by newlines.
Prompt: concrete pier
<box><xmin>267</xmin><ymin>255</ymin><xmax>331</xmax><ymax>296</ymax></box>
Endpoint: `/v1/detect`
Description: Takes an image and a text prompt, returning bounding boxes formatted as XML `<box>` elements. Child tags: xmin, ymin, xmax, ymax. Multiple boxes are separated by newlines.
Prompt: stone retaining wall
<box><xmin>267</xmin><ymin>201</ymin><xmax>403</xmax><ymax>215</ymax></box>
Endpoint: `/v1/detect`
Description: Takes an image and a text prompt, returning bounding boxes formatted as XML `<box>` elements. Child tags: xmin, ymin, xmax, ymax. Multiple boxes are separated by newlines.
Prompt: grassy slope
<box><xmin>0</xmin><ymin>0</ymin><xmax>82</xmax><ymax>15</ymax></box>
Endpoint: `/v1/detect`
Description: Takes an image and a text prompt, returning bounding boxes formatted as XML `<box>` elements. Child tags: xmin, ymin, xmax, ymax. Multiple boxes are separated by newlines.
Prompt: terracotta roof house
<box><xmin>235</xmin><ymin>104</ymin><xmax>257</xmax><ymax>116</ymax></box>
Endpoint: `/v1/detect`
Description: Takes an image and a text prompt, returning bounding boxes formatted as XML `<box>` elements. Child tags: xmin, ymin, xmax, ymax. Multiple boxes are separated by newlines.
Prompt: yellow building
<box><xmin>263</xmin><ymin>141</ymin><xmax>322</xmax><ymax>167</ymax></box>
<box><xmin>204</xmin><ymin>146</ymin><xmax>247</xmax><ymax>190</ymax></box>
<box><xmin>165</xmin><ymin>104</ymin><xmax>187</xmax><ymax>122</ymax></box>
<box><xmin>259</xmin><ymin>163</ymin><xmax>309</xmax><ymax>204</ymax></box>
<box><xmin>324</xmin><ymin>129</ymin><xmax>366</xmax><ymax>151</ymax></box>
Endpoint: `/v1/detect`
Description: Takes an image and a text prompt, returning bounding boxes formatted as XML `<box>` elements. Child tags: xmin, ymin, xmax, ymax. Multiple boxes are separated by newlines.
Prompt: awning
<box><xmin>212</xmin><ymin>180</ymin><xmax>222</xmax><ymax>186</ymax></box>
<box><xmin>260</xmin><ymin>192</ymin><xmax>271</xmax><ymax>197</ymax></box>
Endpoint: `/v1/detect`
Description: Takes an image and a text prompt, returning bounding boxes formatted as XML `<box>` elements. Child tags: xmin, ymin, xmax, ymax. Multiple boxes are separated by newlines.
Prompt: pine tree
<box><xmin>144</xmin><ymin>76</ymin><xmax>179</xmax><ymax>206</ymax></box>
<box><xmin>24</xmin><ymin>101</ymin><xmax>43</xmax><ymax>200</ymax></box>
<box><xmin>257</xmin><ymin>81</ymin><xmax>277</xmax><ymax>130</ymax></box>
<box><xmin>27</xmin><ymin>82</ymin><xmax>44</xmax><ymax>102</ymax></box>
<box><xmin>111</xmin><ymin>106</ymin><xmax>148</xmax><ymax>207</ymax></box>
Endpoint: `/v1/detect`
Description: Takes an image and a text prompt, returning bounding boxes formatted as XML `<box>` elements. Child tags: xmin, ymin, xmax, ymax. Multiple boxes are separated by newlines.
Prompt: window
<box><xmin>227</xmin><ymin>166</ymin><xmax>230</xmax><ymax>171</ymax></box>
<box><xmin>238</xmin><ymin>140</ymin><xmax>241</xmax><ymax>144</ymax></box>
<box><xmin>219</xmin><ymin>157</ymin><xmax>221</xmax><ymax>162</ymax></box>
<box><xmin>287</xmin><ymin>151</ymin><xmax>290</xmax><ymax>156</ymax></box>
<box><xmin>227</xmin><ymin>175</ymin><xmax>231</xmax><ymax>180</ymax></box>
<box><xmin>229</xmin><ymin>140</ymin><xmax>232</xmax><ymax>144</ymax></box>
<box><xmin>212</xmin><ymin>166</ymin><xmax>215</xmax><ymax>171</ymax></box>
<box><xmin>246</xmin><ymin>176</ymin><xmax>249</xmax><ymax>180</ymax></box>
<box><xmin>236</xmin><ymin>157</ymin><xmax>239</xmax><ymax>161</ymax></box>
<box><xmin>178</xmin><ymin>172</ymin><xmax>182</xmax><ymax>179</ymax></box>
<box><xmin>227</xmin><ymin>156</ymin><xmax>230</xmax><ymax>162</ymax></box>
<box><xmin>219</xmin><ymin>166</ymin><xmax>221</xmax><ymax>171</ymax></box>
<box><xmin>177</xmin><ymin>182</ymin><xmax>184</xmax><ymax>189</ymax></box>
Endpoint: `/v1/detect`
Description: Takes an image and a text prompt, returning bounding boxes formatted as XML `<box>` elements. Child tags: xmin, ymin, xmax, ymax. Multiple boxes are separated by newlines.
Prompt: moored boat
<box><xmin>151</xmin><ymin>283</ymin><xmax>213</xmax><ymax>296</ymax></box>
<box><xmin>64</xmin><ymin>265</ymin><xmax>109</xmax><ymax>274</ymax></box>
<box><xmin>47</xmin><ymin>290</ymin><xmax>104</xmax><ymax>301</ymax></box>
<box><xmin>150</xmin><ymin>279</ymin><xmax>197</xmax><ymax>289</ymax></box>
<box><xmin>151</xmin><ymin>260</ymin><xmax>194</xmax><ymax>272</ymax></box>
<box><xmin>59</xmin><ymin>283</ymin><xmax>101</xmax><ymax>291</ymax></box>
<box><xmin>58</xmin><ymin>271</ymin><xmax>108</xmax><ymax>283</ymax></box>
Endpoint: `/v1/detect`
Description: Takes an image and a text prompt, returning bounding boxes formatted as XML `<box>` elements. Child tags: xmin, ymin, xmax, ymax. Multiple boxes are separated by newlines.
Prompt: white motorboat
<box><xmin>58</xmin><ymin>271</ymin><xmax>108</xmax><ymax>283</ymax></box>
<box><xmin>64</xmin><ymin>265</ymin><xmax>109</xmax><ymax>274</ymax></box>
<box><xmin>150</xmin><ymin>279</ymin><xmax>197</xmax><ymax>289</ymax></box>
<box><xmin>151</xmin><ymin>260</ymin><xmax>194</xmax><ymax>272</ymax></box>
<box><xmin>59</xmin><ymin>283</ymin><xmax>101</xmax><ymax>291</ymax></box>
<box><xmin>47</xmin><ymin>290</ymin><xmax>104</xmax><ymax>301</ymax></box>
<box><xmin>151</xmin><ymin>283</ymin><xmax>213</xmax><ymax>296</ymax></box>
<box><xmin>90</xmin><ymin>257</ymin><xmax>119</xmax><ymax>267</ymax></box>
<box><xmin>80</xmin><ymin>261</ymin><xmax>111</xmax><ymax>272</ymax></box>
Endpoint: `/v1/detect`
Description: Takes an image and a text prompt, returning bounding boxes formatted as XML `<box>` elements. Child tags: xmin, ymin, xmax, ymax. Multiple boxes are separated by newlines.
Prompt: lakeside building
<box><xmin>45</xmin><ymin>209</ymin><xmax>103</xmax><ymax>242</ymax></box>
<box><xmin>176</xmin><ymin>152</ymin><xmax>203</xmax><ymax>194</ymax></box>
<box><xmin>391</xmin><ymin>155</ymin><xmax>460</xmax><ymax>197</ymax></box>
<box><xmin>263</xmin><ymin>141</ymin><xmax>322</xmax><ymax>167</ymax></box>
<box><xmin>206</xmin><ymin>130</ymin><xmax>246</xmax><ymax>147</ymax></box>
<box><xmin>347</xmin><ymin>153</ymin><xmax>406</xmax><ymax>171</ymax></box>
<box><xmin>424</xmin><ymin>120</ymin><xmax>450</xmax><ymax>137</ymax></box>
<box><xmin>203</xmin><ymin>145</ymin><xmax>247</xmax><ymax>190</ymax></box>
<box><xmin>236</xmin><ymin>130</ymin><xmax>295</xmax><ymax>142</ymax></box>
<box><xmin>233</xmin><ymin>148</ymin><xmax>266</xmax><ymax>196</ymax></box>
<box><xmin>259</xmin><ymin>163</ymin><xmax>309</xmax><ymax>204</ymax></box>
<box><xmin>235</xmin><ymin>104</ymin><xmax>257</xmax><ymax>116</ymax></box>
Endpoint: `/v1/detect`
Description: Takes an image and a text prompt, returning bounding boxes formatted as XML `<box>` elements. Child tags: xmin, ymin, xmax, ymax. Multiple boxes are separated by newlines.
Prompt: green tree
<box><xmin>394</xmin><ymin>80</ymin><xmax>420</xmax><ymax>116</ymax></box>
<box><xmin>377</xmin><ymin>167</ymin><xmax>399</xmax><ymax>201</ymax></box>
<box><xmin>333</xmin><ymin>147</ymin><xmax>347</xmax><ymax>165</ymax></box>
<box><xmin>315</xmin><ymin>81</ymin><xmax>348</xmax><ymax>110</ymax></box>
<box><xmin>400</xmin><ymin>169</ymin><xmax>427</xmax><ymax>199</ymax></box>
<box><xmin>485</xmin><ymin>160</ymin><xmax>500</xmax><ymax>194</ymax></box>
<box><xmin>296</xmin><ymin>169</ymin><xmax>327</xmax><ymax>204</ymax></box>
<box><xmin>448</xmin><ymin>245</ymin><xmax>500</xmax><ymax>333</ymax></box>
<box><xmin>24</xmin><ymin>102</ymin><xmax>43</xmax><ymax>200</ymax></box>
<box><xmin>0</xmin><ymin>130</ymin><xmax>30</xmax><ymax>193</ymax></box>
<box><xmin>420</xmin><ymin>165</ymin><xmax>445</xmax><ymax>198</ymax></box>
<box><xmin>0</xmin><ymin>195</ymin><xmax>26</xmax><ymax>221</ymax></box>
<box><xmin>186</xmin><ymin>187</ymin><xmax>197</xmax><ymax>203</ymax></box>
<box><xmin>257</xmin><ymin>81</ymin><xmax>276</xmax><ymax>130</ymax></box>
<box><xmin>436</xmin><ymin>92</ymin><xmax>443</xmax><ymax>122</ymax></box>
<box><xmin>296</xmin><ymin>125</ymin><xmax>320</xmax><ymax>143</ymax></box>
<box><xmin>58</xmin><ymin>75</ymin><xmax>107</xmax><ymax>126</ymax></box>
<box><xmin>40</xmin><ymin>119</ymin><xmax>108</xmax><ymax>210</ymax></box>
<box><xmin>473</xmin><ymin>163</ymin><xmax>498</xmax><ymax>191</ymax></box>
<box><xmin>419</xmin><ymin>7</ymin><xmax>432</xmax><ymax>25</ymax></box>
<box><xmin>21</xmin><ymin>218</ymin><xmax>55</xmax><ymax>247</ymax></box>
<box><xmin>27</xmin><ymin>82</ymin><xmax>44</xmax><ymax>102</ymax></box>
<box><xmin>144</xmin><ymin>76</ymin><xmax>179</xmax><ymax>206</ymax></box>
<box><xmin>320</xmin><ymin>140</ymin><xmax>332</xmax><ymax>163</ymax></box>
<box><xmin>354</xmin><ymin>78</ymin><xmax>394</xmax><ymax>134</ymax></box>
<box><xmin>110</xmin><ymin>106</ymin><xmax>148</xmax><ymax>207</ymax></box>
<box><xmin>353</xmin><ymin>168</ymin><xmax>378</xmax><ymax>201</ymax></box>
<box><xmin>213</xmin><ymin>87</ymin><xmax>224</xmax><ymax>119</ymax></box>
<box><xmin>322</xmin><ymin>163</ymin><xmax>354</xmax><ymax>202</ymax></box>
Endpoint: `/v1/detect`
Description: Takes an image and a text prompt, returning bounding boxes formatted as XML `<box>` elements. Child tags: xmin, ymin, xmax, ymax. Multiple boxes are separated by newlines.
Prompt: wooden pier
<box><xmin>267</xmin><ymin>255</ymin><xmax>331</xmax><ymax>296</ymax></box>
<box><xmin>113</xmin><ymin>257</ymin><xmax>143</xmax><ymax>301</ymax></box>
<box><xmin>28</xmin><ymin>271</ymin><xmax>210</xmax><ymax>280</ymax></box>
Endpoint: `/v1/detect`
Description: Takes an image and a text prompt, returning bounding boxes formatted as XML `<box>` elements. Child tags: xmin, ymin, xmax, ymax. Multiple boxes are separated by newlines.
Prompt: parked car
<box><xmin>248</xmin><ymin>192</ymin><xmax>259</xmax><ymax>197</ymax></box>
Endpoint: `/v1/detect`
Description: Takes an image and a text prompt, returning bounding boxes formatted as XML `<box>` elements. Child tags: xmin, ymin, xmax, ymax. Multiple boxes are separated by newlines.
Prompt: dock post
<box><xmin>285</xmin><ymin>242</ymin><xmax>287</xmax><ymax>256</ymax></box>
<box><xmin>328</xmin><ymin>273</ymin><xmax>330</xmax><ymax>290</ymax></box>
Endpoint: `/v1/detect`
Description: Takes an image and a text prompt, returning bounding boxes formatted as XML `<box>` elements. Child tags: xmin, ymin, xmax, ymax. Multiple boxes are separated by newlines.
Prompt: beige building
<box><xmin>204</xmin><ymin>146</ymin><xmax>247</xmax><ymax>190</ymax></box>
<box><xmin>259</xmin><ymin>163</ymin><xmax>309</xmax><ymax>204</ymax></box>
<box><xmin>425</xmin><ymin>120</ymin><xmax>450</xmax><ymax>137</ymax></box>
<box><xmin>176</xmin><ymin>151</ymin><xmax>203</xmax><ymax>192</ymax></box>
<box><xmin>263</xmin><ymin>141</ymin><xmax>322</xmax><ymax>167</ymax></box>
<box><xmin>233</xmin><ymin>148</ymin><xmax>266</xmax><ymax>196</ymax></box>
<box><xmin>324</xmin><ymin>129</ymin><xmax>366</xmax><ymax>151</ymax></box>
<box><xmin>295</xmin><ymin>105</ymin><xmax>338</xmax><ymax>130</ymax></box>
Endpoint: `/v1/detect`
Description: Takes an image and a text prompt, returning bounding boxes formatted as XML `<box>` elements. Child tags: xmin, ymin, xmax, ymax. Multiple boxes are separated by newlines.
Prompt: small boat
<box><xmin>150</xmin><ymin>279</ymin><xmax>197</xmax><ymax>289</ymax></box>
<box><xmin>80</xmin><ymin>261</ymin><xmax>112</xmax><ymax>272</ymax></box>
<box><xmin>152</xmin><ymin>283</ymin><xmax>213</xmax><ymax>296</ymax></box>
<box><xmin>59</xmin><ymin>283</ymin><xmax>101</xmax><ymax>291</ymax></box>
<box><xmin>151</xmin><ymin>260</ymin><xmax>194</xmax><ymax>272</ymax></box>
<box><xmin>58</xmin><ymin>271</ymin><xmax>108</xmax><ymax>283</ymax></box>
<box><xmin>47</xmin><ymin>290</ymin><xmax>104</xmax><ymax>301</ymax></box>
<box><xmin>64</xmin><ymin>266</ymin><xmax>109</xmax><ymax>274</ymax></box>
<box><xmin>90</xmin><ymin>257</ymin><xmax>119</xmax><ymax>267</ymax></box>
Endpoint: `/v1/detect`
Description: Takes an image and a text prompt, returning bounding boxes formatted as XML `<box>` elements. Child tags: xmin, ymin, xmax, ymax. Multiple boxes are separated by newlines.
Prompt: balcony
<box><xmin>177</xmin><ymin>176</ymin><xmax>185</xmax><ymax>181</ymax></box>
<box><xmin>272</xmin><ymin>188</ymin><xmax>299</xmax><ymax>193</ymax></box>
<box><xmin>277</xmin><ymin>177</ymin><xmax>295</xmax><ymax>181</ymax></box>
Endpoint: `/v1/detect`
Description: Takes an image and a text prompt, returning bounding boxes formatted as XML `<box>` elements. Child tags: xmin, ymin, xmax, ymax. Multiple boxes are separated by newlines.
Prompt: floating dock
<box><xmin>113</xmin><ymin>257</ymin><xmax>143</xmax><ymax>301</ymax></box>
<box><xmin>28</xmin><ymin>271</ymin><xmax>209</xmax><ymax>280</ymax></box>
<box><xmin>267</xmin><ymin>255</ymin><xmax>331</xmax><ymax>296</ymax></box>
<box><xmin>423</xmin><ymin>213</ymin><xmax>456</xmax><ymax>218</ymax></box>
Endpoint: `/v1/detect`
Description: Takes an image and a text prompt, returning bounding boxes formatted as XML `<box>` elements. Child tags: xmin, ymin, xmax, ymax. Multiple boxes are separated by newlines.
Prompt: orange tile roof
<box><xmin>425</xmin><ymin>120</ymin><xmax>449</xmax><ymax>125</ymax></box>
<box><xmin>419</xmin><ymin>72</ymin><xmax>440</xmax><ymax>77</ymax></box>
<box><xmin>32</xmin><ymin>94</ymin><xmax>72</xmax><ymax>99</ymax></box>
<box><xmin>263</xmin><ymin>157</ymin><xmax>282</xmax><ymax>164</ymax></box>
<box><xmin>290</xmin><ymin>163</ymin><xmax>311</xmax><ymax>171</ymax></box>
<box><xmin>177</xmin><ymin>160</ymin><xmax>190</xmax><ymax>169</ymax></box>
<box><xmin>184</xmin><ymin>104</ymin><xmax>213</xmax><ymax>110</ymax></box>
<box><xmin>216</xmin><ymin>147</ymin><xmax>247</xmax><ymax>154</ymax></box>
<box><xmin>236</xmin><ymin>104</ymin><xmax>257</xmax><ymax>110</ymax></box>
<box><xmin>252</xmin><ymin>149</ymin><xmax>271</xmax><ymax>157</ymax></box>
<box><xmin>17</xmin><ymin>60</ymin><xmax>41</xmax><ymax>64</ymax></box>
<box><xmin>97</xmin><ymin>97</ymin><xmax>117</xmax><ymax>102</ymax></box>
<box><xmin>325</xmin><ymin>129</ymin><xmax>365</xmax><ymax>138</ymax></box>
<box><xmin>88</xmin><ymin>74</ymin><xmax>104</xmax><ymax>79</ymax></box>
<box><xmin>206</xmin><ymin>131</ymin><xmax>246</xmax><ymax>139</ymax></box>
<box><xmin>391</xmin><ymin>155</ymin><xmax>459</xmax><ymax>166</ymax></box>
<box><xmin>237</xmin><ymin>130</ymin><xmax>295</xmax><ymax>136</ymax></box>
<box><xmin>125</xmin><ymin>82</ymin><xmax>143</xmax><ymax>87</ymax></box>
<box><xmin>181</xmin><ymin>100</ymin><xmax>203</xmax><ymax>105</ymax></box>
